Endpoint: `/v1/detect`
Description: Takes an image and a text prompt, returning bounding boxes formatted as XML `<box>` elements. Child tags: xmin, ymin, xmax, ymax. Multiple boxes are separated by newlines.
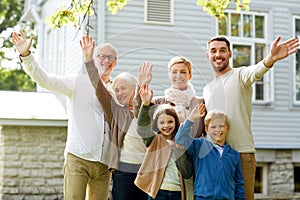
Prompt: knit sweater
<box><xmin>203</xmin><ymin>61</ymin><xmax>270</xmax><ymax>153</ymax></box>
<box><xmin>22</xmin><ymin>54</ymin><xmax>111</xmax><ymax>164</ymax></box>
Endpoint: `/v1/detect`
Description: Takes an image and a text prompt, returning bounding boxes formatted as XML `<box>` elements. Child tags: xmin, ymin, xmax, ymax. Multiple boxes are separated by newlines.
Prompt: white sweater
<box><xmin>203</xmin><ymin>61</ymin><xmax>269</xmax><ymax>153</ymax></box>
<box><xmin>22</xmin><ymin>54</ymin><xmax>111</xmax><ymax>164</ymax></box>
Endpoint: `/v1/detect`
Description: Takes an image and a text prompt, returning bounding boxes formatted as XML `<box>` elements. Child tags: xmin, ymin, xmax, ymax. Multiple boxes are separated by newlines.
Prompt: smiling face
<box><xmin>205</xmin><ymin>116</ymin><xmax>229</xmax><ymax>146</ymax></box>
<box><xmin>206</xmin><ymin>40</ymin><xmax>232</xmax><ymax>77</ymax></box>
<box><xmin>94</xmin><ymin>44</ymin><xmax>117</xmax><ymax>77</ymax></box>
<box><xmin>157</xmin><ymin>113</ymin><xmax>176</xmax><ymax>140</ymax></box>
<box><xmin>169</xmin><ymin>62</ymin><xmax>192</xmax><ymax>90</ymax></box>
<box><xmin>113</xmin><ymin>79</ymin><xmax>135</xmax><ymax>109</ymax></box>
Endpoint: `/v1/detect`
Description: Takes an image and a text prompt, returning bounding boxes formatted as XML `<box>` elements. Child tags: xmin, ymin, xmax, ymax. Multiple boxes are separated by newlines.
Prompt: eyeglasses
<box><xmin>96</xmin><ymin>54</ymin><xmax>116</xmax><ymax>61</ymax></box>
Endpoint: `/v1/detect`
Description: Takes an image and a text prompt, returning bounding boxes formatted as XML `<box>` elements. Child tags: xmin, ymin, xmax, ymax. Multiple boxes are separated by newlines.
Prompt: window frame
<box><xmin>294</xmin><ymin>164</ymin><xmax>300</xmax><ymax>193</ymax></box>
<box><xmin>255</xmin><ymin>163</ymin><xmax>268</xmax><ymax>195</ymax></box>
<box><xmin>293</xmin><ymin>16</ymin><xmax>300</xmax><ymax>105</ymax></box>
<box><xmin>217</xmin><ymin>11</ymin><xmax>273</xmax><ymax>104</ymax></box>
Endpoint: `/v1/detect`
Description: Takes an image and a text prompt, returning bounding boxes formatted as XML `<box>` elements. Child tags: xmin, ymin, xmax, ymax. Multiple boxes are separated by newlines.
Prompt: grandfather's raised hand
<box><xmin>79</xmin><ymin>35</ymin><xmax>95</xmax><ymax>62</ymax></box>
<box><xmin>11</xmin><ymin>30</ymin><xmax>33</xmax><ymax>57</ymax></box>
<box><xmin>137</xmin><ymin>62</ymin><xmax>153</xmax><ymax>86</ymax></box>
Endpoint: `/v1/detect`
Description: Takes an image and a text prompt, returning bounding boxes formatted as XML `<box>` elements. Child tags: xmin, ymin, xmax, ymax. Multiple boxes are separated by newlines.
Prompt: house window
<box><xmin>218</xmin><ymin>12</ymin><xmax>271</xmax><ymax>103</ymax></box>
<box><xmin>295</xmin><ymin>166</ymin><xmax>300</xmax><ymax>192</ymax></box>
<box><xmin>255</xmin><ymin>164</ymin><xmax>268</xmax><ymax>194</ymax></box>
<box><xmin>144</xmin><ymin>0</ymin><xmax>173</xmax><ymax>25</ymax></box>
<box><xmin>294</xmin><ymin>17</ymin><xmax>300</xmax><ymax>103</ymax></box>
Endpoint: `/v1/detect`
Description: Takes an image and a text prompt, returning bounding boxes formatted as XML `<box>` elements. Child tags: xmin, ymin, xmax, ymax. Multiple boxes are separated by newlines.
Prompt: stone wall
<box><xmin>0</xmin><ymin>125</ymin><xmax>299</xmax><ymax>200</ymax></box>
<box><xmin>255</xmin><ymin>149</ymin><xmax>300</xmax><ymax>200</ymax></box>
<box><xmin>269</xmin><ymin>150</ymin><xmax>295</xmax><ymax>199</ymax></box>
<box><xmin>0</xmin><ymin>125</ymin><xmax>66</xmax><ymax>200</ymax></box>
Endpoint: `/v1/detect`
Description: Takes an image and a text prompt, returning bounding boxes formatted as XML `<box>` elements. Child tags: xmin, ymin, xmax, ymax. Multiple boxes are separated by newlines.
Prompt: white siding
<box><xmin>249</xmin><ymin>0</ymin><xmax>300</xmax><ymax>148</ymax></box>
<box><xmin>33</xmin><ymin>0</ymin><xmax>300</xmax><ymax>149</ymax></box>
<box><xmin>103</xmin><ymin>0</ymin><xmax>213</xmax><ymax>97</ymax></box>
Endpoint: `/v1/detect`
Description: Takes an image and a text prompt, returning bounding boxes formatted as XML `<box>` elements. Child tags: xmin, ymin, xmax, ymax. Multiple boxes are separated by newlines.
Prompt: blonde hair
<box><xmin>167</xmin><ymin>56</ymin><xmax>192</xmax><ymax>74</ymax></box>
<box><xmin>204</xmin><ymin>111</ymin><xmax>229</xmax><ymax>127</ymax></box>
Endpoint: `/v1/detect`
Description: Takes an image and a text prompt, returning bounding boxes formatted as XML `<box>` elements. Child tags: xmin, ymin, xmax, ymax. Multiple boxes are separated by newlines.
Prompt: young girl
<box><xmin>135</xmin><ymin>84</ymin><xmax>193</xmax><ymax>200</ymax></box>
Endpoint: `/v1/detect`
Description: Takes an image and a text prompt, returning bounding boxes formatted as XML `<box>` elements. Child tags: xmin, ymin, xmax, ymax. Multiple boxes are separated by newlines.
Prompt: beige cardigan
<box><xmin>134</xmin><ymin>105</ymin><xmax>192</xmax><ymax>199</ymax></box>
<box><xmin>134</xmin><ymin>134</ymin><xmax>186</xmax><ymax>199</ymax></box>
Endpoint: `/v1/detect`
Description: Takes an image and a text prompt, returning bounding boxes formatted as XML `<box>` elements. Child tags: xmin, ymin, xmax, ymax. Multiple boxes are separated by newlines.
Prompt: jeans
<box><xmin>148</xmin><ymin>190</ymin><xmax>181</xmax><ymax>200</ymax></box>
<box><xmin>112</xmin><ymin>170</ymin><xmax>147</xmax><ymax>200</ymax></box>
<box><xmin>63</xmin><ymin>153</ymin><xmax>111</xmax><ymax>200</ymax></box>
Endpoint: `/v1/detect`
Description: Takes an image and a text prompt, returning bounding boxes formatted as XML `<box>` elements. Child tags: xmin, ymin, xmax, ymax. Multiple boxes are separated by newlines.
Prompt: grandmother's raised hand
<box><xmin>137</xmin><ymin>62</ymin><xmax>153</xmax><ymax>86</ymax></box>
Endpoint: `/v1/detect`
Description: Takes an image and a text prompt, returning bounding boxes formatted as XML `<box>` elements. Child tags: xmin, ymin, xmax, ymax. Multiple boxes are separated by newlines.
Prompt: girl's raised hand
<box><xmin>139</xmin><ymin>84</ymin><xmax>153</xmax><ymax>106</ymax></box>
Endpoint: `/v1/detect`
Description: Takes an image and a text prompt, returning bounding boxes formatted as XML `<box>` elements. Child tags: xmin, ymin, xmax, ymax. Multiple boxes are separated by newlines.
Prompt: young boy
<box><xmin>175</xmin><ymin>105</ymin><xmax>245</xmax><ymax>200</ymax></box>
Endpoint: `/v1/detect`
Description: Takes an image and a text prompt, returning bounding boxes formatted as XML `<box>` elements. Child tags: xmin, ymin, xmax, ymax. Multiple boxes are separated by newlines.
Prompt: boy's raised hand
<box><xmin>187</xmin><ymin>103</ymin><xmax>206</xmax><ymax>122</ymax></box>
<box><xmin>11</xmin><ymin>30</ymin><xmax>33</xmax><ymax>57</ymax></box>
<box><xmin>139</xmin><ymin>84</ymin><xmax>153</xmax><ymax>106</ymax></box>
<box><xmin>79</xmin><ymin>35</ymin><xmax>95</xmax><ymax>62</ymax></box>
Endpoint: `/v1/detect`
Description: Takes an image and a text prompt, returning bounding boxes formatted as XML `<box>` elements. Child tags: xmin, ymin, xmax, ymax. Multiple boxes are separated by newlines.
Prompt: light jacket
<box><xmin>175</xmin><ymin>120</ymin><xmax>245</xmax><ymax>200</ymax></box>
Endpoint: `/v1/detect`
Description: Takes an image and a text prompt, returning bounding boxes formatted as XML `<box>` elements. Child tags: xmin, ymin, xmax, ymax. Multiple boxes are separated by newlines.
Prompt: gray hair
<box><xmin>113</xmin><ymin>72</ymin><xmax>137</xmax><ymax>89</ymax></box>
<box><xmin>93</xmin><ymin>42</ymin><xmax>118</xmax><ymax>59</ymax></box>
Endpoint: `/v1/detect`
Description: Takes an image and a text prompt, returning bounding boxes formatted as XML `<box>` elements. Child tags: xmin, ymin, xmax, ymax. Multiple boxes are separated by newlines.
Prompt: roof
<box><xmin>0</xmin><ymin>91</ymin><xmax>67</xmax><ymax>126</ymax></box>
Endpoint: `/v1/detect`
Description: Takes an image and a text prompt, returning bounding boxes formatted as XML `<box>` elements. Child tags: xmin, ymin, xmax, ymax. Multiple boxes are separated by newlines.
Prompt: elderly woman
<box><xmin>80</xmin><ymin>36</ymin><xmax>147</xmax><ymax>200</ymax></box>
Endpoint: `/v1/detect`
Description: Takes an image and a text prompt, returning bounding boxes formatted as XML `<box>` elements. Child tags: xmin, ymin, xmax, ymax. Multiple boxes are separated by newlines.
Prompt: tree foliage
<box><xmin>0</xmin><ymin>0</ymin><xmax>35</xmax><ymax>63</ymax></box>
<box><xmin>197</xmin><ymin>0</ymin><xmax>250</xmax><ymax>19</ymax></box>
<box><xmin>0</xmin><ymin>0</ymin><xmax>23</xmax><ymax>33</ymax></box>
<box><xmin>0</xmin><ymin>0</ymin><xmax>36</xmax><ymax>91</ymax></box>
<box><xmin>46</xmin><ymin>0</ymin><xmax>250</xmax><ymax>31</ymax></box>
<box><xmin>0</xmin><ymin>68</ymin><xmax>36</xmax><ymax>91</ymax></box>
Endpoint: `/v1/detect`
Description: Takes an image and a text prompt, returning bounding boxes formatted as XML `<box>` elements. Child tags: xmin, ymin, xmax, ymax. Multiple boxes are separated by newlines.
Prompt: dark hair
<box><xmin>208</xmin><ymin>36</ymin><xmax>231</xmax><ymax>51</ymax></box>
<box><xmin>152</xmin><ymin>105</ymin><xmax>180</xmax><ymax>139</ymax></box>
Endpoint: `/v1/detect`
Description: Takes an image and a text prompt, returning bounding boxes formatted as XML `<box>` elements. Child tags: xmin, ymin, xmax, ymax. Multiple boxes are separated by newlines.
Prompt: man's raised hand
<box><xmin>11</xmin><ymin>30</ymin><xmax>33</xmax><ymax>57</ymax></box>
<box><xmin>79</xmin><ymin>35</ymin><xmax>95</xmax><ymax>62</ymax></box>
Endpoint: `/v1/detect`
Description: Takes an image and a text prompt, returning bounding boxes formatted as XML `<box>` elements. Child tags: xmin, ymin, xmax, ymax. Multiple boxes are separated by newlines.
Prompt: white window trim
<box><xmin>293</xmin><ymin>16</ymin><xmax>300</xmax><ymax>105</ymax></box>
<box><xmin>217</xmin><ymin>11</ymin><xmax>272</xmax><ymax>104</ymax></box>
<box><xmin>255</xmin><ymin>163</ymin><xmax>268</xmax><ymax>195</ymax></box>
<box><xmin>144</xmin><ymin>0</ymin><xmax>174</xmax><ymax>25</ymax></box>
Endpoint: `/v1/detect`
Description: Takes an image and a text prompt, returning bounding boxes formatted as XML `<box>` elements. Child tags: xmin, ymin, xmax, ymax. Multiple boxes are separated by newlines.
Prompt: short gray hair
<box><xmin>113</xmin><ymin>72</ymin><xmax>137</xmax><ymax>88</ymax></box>
<box><xmin>93</xmin><ymin>42</ymin><xmax>118</xmax><ymax>59</ymax></box>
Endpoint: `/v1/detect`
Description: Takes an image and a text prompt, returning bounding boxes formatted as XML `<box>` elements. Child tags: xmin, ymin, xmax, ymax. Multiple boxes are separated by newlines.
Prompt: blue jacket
<box><xmin>175</xmin><ymin>120</ymin><xmax>245</xmax><ymax>200</ymax></box>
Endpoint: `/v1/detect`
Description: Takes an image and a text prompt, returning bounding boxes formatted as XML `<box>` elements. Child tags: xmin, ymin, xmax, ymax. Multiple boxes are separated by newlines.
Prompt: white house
<box><xmin>4</xmin><ymin>0</ymin><xmax>300</xmax><ymax>199</ymax></box>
